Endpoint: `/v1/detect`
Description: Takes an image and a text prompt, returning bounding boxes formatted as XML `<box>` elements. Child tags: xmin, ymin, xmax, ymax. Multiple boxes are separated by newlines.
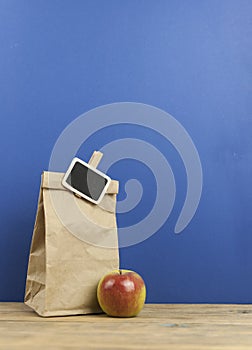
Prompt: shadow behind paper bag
<box><xmin>25</xmin><ymin>152</ymin><xmax>119</xmax><ymax>317</ymax></box>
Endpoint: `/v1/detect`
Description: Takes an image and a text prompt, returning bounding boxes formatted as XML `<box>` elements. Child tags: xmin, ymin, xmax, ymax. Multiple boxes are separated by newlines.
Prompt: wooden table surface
<box><xmin>1</xmin><ymin>303</ymin><xmax>252</xmax><ymax>349</ymax></box>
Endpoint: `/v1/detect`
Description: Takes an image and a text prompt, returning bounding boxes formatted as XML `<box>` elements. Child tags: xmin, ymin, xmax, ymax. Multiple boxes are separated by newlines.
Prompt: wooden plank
<box><xmin>1</xmin><ymin>303</ymin><xmax>252</xmax><ymax>349</ymax></box>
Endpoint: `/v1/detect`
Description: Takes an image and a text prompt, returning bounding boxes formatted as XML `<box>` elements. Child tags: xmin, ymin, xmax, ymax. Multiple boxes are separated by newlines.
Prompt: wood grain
<box><xmin>1</xmin><ymin>303</ymin><xmax>252</xmax><ymax>349</ymax></box>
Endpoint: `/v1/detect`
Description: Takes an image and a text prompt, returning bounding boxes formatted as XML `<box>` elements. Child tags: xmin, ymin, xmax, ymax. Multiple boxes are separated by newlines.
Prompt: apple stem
<box><xmin>119</xmin><ymin>269</ymin><xmax>122</xmax><ymax>275</ymax></box>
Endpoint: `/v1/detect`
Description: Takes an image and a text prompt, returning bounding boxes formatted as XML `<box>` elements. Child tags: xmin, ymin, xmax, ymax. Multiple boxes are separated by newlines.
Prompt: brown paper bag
<box><xmin>24</xmin><ymin>152</ymin><xmax>119</xmax><ymax>317</ymax></box>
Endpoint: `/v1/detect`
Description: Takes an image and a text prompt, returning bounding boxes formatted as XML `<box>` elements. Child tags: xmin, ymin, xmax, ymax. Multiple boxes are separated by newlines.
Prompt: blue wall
<box><xmin>1</xmin><ymin>0</ymin><xmax>252</xmax><ymax>302</ymax></box>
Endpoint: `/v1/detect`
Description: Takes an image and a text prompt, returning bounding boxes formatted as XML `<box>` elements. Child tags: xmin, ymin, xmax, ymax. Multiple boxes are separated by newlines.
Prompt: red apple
<box><xmin>97</xmin><ymin>269</ymin><xmax>146</xmax><ymax>317</ymax></box>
